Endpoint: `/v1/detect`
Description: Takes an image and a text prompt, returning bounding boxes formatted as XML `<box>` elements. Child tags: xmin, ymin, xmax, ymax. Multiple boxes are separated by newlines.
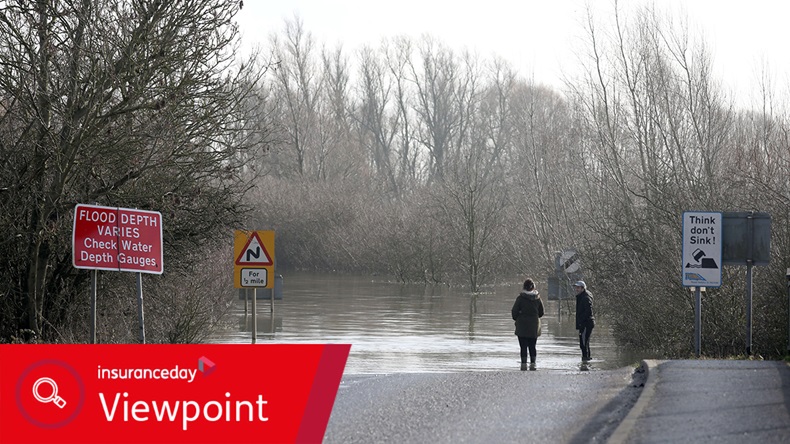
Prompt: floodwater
<box><xmin>210</xmin><ymin>272</ymin><xmax>644</xmax><ymax>374</ymax></box>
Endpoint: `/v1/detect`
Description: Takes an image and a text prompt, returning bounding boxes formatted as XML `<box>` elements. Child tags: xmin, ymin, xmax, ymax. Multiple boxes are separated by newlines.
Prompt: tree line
<box><xmin>2</xmin><ymin>2</ymin><xmax>789</xmax><ymax>358</ymax></box>
<box><xmin>251</xmin><ymin>7</ymin><xmax>790</xmax><ymax>358</ymax></box>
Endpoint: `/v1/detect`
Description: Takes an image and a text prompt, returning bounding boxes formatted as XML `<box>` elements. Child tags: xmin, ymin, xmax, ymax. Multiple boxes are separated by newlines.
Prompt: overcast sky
<box><xmin>236</xmin><ymin>0</ymin><xmax>790</xmax><ymax>106</ymax></box>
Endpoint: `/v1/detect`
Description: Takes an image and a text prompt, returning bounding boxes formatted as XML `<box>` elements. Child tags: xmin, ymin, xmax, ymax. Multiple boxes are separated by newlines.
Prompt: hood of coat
<box><xmin>519</xmin><ymin>289</ymin><xmax>540</xmax><ymax>300</ymax></box>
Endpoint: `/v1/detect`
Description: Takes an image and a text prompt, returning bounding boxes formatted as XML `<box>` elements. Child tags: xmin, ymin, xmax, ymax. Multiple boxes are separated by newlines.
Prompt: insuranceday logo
<box><xmin>17</xmin><ymin>354</ymin><xmax>265</xmax><ymax>433</ymax></box>
<box><xmin>96</xmin><ymin>355</ymin><xmax>215</xmax><ymax>384</ymax></box>
<box><xmin>1</xmin><ymin>344</ymin><xmax>349</xmax><ymax>444</ymax></box>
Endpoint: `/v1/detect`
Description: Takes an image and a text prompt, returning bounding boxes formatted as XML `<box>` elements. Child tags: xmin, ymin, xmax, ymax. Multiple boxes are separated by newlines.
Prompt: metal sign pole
<box><xmin>90</xmin><ymin>270</ymin><xmax>97</xmax><ymax>344</ymax></box>
<box><xmin>745</xmin><ymin>213</ymin><xmax>754</xmax><ymax>357</ymax></box>
<box><xmin>787</xmin><ymin>269</ymin><xmax>790</xmax><ymax>352</ymax></box>
<box><xmin>136</xmin><ymin>272</ymin><xmax>145</xmax><ymax>344</ymax></box>
<box><xmin>746</xmin><ymin>261</ymin><xmax>753</xmax><ymax>356</ymax></box>
<box><xmin>695</xmin><ymin>287</ymin><xmax>701</xmax><ymax>357</ymax></box>
<box><xmin>252</xmin><ymin>288</ymin><xmax>257</xmax><ymax>344</ymax></box>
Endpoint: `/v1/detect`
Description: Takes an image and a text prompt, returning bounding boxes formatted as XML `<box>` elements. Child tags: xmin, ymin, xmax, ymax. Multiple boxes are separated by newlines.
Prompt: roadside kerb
<box><xmin>607</xmin><ymin>359</ymin><xmax>661</xmax><ymax>444</ymax></box>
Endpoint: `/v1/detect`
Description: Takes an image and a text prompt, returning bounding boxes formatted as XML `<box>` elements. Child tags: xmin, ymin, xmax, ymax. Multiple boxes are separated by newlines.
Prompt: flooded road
<box><xmin>210</xmin><ymin>272</ymin><xmax>644</xmax><ymax>373</ymax></box>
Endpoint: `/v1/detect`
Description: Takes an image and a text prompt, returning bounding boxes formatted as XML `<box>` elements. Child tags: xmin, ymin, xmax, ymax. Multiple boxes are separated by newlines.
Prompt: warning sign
<box><xmin>233</xmin><ymin>230</ymin><xmax>274</xmax><ymax>288</ymax></box>
<box><xmin>681</xmin><ymin>211</ymin><xmax>722</xmax><ymax>287</ymax></box>
<box><xmin>235</xmin><ymin>231</ymin><xmax>273</xmax><ymax>265</ymax></box>
<box><xmin>72</xmin><ymin>204</ymin><xmax>163</xmax><ymax>274</ymax></box>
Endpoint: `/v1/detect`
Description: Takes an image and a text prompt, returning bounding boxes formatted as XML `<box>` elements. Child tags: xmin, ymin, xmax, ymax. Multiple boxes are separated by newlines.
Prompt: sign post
<box><xmin>554</xmin><ymin>248</ymin><xmax>581</xmax><ymax>316</ymax></box>
<box><xmin>721</xmin><ymin>211</ymin><xmax>771</xmax><ymax>356</ymax></box>
<box><xmin>90</xmin><ymin>271</ymin><xmax>97</xmax><ymax>344</ymax></box>
<box><xmin>234</xmin><ymin>230</ymin><xmax>274</xmax><ymax>289</ymax></box>
<box><xmin>234</xmin><ymin>230</ymin><xmax>275</xmax><ymax>344</ymax></box>
<box><xmin>695</xmin><ymin>287</ymin><xmax>701</xmax><ymax>356</ymax></box>
<box><xmin>73</xmin><ymin>204</ymin><xmax>163</xmax><ymax>343</ymax></box>
<box><xmin>682</xmin><ymin>211</ymin><xmax>722</xmax><ymax>357</ymax></box>
<box><xmin>682</xmin><ymin>211</ymin><xmax>771</xmax><ymax>357</ymax></box>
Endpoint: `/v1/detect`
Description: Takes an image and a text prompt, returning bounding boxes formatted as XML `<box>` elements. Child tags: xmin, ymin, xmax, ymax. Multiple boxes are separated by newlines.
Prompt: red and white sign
<box><xmin>0</xmin><ymin>344</ymin><xmax>350</xmax><ymax>444</ymax></box>
<box><xmin>235</xmin><ymin>232</ymin><xmax>273</xmax><ymax>265</ymax></box>
<box><xmin>72</xmin><ymin>204</ymin><xmax>163</xmax><ymax>274</ymax></box>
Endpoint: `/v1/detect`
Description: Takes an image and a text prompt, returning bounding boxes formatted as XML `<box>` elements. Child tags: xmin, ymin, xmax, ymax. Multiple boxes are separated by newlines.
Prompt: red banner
<box><xmin>0</xmin><ymin>344</ymin><xmax>349</xmax><ymax>444</ymax></box>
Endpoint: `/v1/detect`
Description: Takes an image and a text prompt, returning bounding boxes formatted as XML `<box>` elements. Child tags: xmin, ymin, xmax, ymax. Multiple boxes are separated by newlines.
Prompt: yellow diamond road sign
<box><xmin>234</xmin><ymin>230</ymin><xmax>274</xmax><ymax>288</ymax></box>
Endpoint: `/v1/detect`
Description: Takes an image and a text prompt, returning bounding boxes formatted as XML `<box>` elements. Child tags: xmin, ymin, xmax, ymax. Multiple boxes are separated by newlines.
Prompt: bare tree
<box><xmin>318</xmin><ymin>44</ymin><xmax>364</xmax><ymax>181</ymax></box>
<box><xmin>384</xmin><ymin>36</ymin><xmax>421</xmax><ymax>190</ymax></box>
<box><xmin>508</xmin><ymin>82</ymin><xmax>580</xmax><ymax>273</ymax></box>
<box><xmin>269</xmin><ymin>15</ymin><xmax>322</xmax><ymax>178</ymax></box>
<box><xmin>0</xmin><ymin>0</ymin><xmax>264</xmax><ymax>340</ymax></box>
<box><xmin>568</xmin><ymin>2</ymin><xmax>741</xmax><ymax>355</ymax></box>
<box><xmin>409</xmin><ymin>37</ymin><xmax>464</xmax><ymax>183</ymax></box>
<box><xmin>355</xmin><ymin>44</ymin><xmax>400</xmax><ymax>194</ymax></box>
<box><xmin>431</xmin><ymin>56</ymin><xmax>513</xmax><ymax>292</ymax></box>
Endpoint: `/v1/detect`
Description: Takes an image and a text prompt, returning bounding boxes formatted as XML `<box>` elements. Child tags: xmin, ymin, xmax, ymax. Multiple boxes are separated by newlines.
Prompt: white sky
<box><xmin>236</xmin><ymin>0</ymin><xmax>790</xmax><ymax>106</ymax></box>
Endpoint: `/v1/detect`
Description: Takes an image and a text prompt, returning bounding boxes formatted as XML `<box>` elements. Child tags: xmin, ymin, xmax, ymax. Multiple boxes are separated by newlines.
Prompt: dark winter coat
<box><xmin>511</xmin><ymin>290</ymin><xmax>544</xmax><ymax>338</ymax></box>
<box><xmin>575</xmin><ymin>289</ymin><xmax>595</xmax><ymax>330</ymax></box>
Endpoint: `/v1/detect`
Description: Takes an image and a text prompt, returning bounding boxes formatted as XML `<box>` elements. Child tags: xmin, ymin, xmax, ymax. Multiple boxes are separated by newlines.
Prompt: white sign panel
<box><xmin>241</xmin><ymin>268</ymin><xmax>268</xmax><ymax>287</ymax></box>
<box><xmin>682</xmin><ymin>211</ymin><xmax>723</xmax><ymax>287</ymax></box>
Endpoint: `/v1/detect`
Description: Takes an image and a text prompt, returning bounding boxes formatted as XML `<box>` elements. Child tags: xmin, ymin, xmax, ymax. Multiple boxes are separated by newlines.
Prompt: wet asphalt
<box><xmin>610</xmin><ymin>360</ymin><xmax>790</xmax><ymax>444</ymax></box>
<box><xmin>323</xmin><ymin>360</ymin><xmax>790</xmax><ymax>444</ymax></box>
<box><xmin>324</xmin><ymin>364</ymin><xmax>643</xmax><ymax>444</ymax></box>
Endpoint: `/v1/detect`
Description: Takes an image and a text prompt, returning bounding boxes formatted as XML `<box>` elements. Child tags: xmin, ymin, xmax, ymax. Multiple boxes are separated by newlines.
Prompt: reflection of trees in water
<box><xmin>467</xmin><ymin>295</ymin><xmax>478</xmax><ymax>340</ymax></box>
<box><xmin>215</xmin><ymin>273</ymin><xmax>641</xmax><ymax>370</ymax></box>
<box><xmin>551</xmin><ymin>309</ymin><xmax>581</xmax><ymax>338</ymax></box>
<box><xmin>239</xmin><ymin>314</ymin><xmax>282</xmax><ymax>336</ymax></box>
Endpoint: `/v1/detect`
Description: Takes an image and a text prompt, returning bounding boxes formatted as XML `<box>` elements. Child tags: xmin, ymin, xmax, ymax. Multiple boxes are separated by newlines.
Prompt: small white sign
<box><xmin>559</xmin><ymin>249</ymin><xmax>580</xmax><ymax>273</ymax></box>
<box><xmin>240</xmin><ymin>268</ymin><xmax>268</xmax><ymax>287</ymax></box>
<box><xmin>682</xmin><ymin>211</ymin><xmax>723</xmax><ymax>287</ymax></box>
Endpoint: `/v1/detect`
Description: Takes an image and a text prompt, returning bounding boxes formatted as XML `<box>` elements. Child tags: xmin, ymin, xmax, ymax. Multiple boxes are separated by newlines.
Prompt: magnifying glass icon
<box><xmin>32</xmin><ymin>377</ymin><xmax>67</xmax><ymax>408</ymax></box>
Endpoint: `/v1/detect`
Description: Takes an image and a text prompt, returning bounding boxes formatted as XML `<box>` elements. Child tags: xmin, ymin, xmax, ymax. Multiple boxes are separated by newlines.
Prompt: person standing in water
<box><xmin>574</xmin><ymin>280</ymin><xmax>595</xmax><ymax>361</ymax></box>
<box><xmin>511</xmin><ymin>278</ymin><xmax>544</xmax><ymax>370</ymax></box>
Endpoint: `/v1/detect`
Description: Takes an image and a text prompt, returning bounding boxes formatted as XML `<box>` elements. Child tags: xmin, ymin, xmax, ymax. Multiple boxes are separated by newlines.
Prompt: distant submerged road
<box><xmin>323</xmin><ymin>365</ymin><xmax>643</xmax><ymax>444</ymax></box>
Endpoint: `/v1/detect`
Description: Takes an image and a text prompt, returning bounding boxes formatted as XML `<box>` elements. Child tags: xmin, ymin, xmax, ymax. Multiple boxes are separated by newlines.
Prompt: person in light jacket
<box><xmin>511</xmin><ymin>278</ymin><xmax>544</xmax><ymax>370</ymax></box>
<box><xmin>574</xmin><ymin>280</ymin><xmax>595</xmax><ymax>361</ymax></box>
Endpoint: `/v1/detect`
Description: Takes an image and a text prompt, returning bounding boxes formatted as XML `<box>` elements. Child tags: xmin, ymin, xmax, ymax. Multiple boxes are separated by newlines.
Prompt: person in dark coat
<box><xmin>574</xmin><ymin>280</ymin><xmax>595</xmax><ymax>361</ymax></box>
<box><xmin>511</xmin><ymin>278</ymin><xmax>544</xmax><ymax>370</ymax></box>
